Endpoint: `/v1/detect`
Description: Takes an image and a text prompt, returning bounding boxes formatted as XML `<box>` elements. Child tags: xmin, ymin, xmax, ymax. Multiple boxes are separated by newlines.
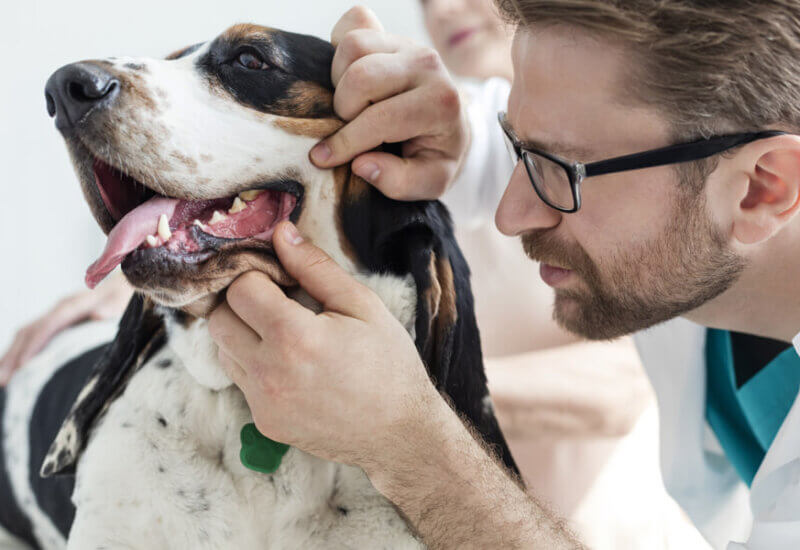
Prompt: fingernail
<box><xmin>310</xmin><ymin>142</ymin><xmax>331</xmax><ymax>164</ymax></box>
<box><xmin>282</xmin><ymin>223</ymin><xmax>304</xmax><ymax>246</ymax></box>
<box><xmin>355</xmin><ymin>162</ymin><xmax>380</xmax><ymax>183</ymax></box>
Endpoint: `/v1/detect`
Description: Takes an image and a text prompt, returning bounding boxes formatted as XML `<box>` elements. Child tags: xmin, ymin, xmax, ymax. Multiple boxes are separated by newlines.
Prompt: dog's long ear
<box><xmin>339</xmin><ymin>173</ymin><xmax>519</xmax><ymax>477</ymax></box>
<box><xmin>40</xmin><ymin>294</ymin><xmax>165</xmax><ymax>477</ymax></box>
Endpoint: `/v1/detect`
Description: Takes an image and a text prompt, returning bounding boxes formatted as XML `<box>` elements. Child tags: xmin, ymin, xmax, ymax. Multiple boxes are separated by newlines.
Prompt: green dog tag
<box><xmin>239</xmin><ymin>423</ymin><xmax>290</xmax><ymax>474</ymax></box>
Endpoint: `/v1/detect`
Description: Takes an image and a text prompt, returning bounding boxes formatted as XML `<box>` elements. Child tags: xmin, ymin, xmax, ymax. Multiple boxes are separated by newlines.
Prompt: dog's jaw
<box><xmin>160</xmin><ymin>268</ymin><xmax>417</xmax><ymax>392</ymax></box>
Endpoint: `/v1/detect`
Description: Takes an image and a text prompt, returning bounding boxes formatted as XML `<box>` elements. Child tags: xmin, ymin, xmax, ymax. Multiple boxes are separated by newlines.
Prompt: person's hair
<box><xmin>495</xmin><ymin>0</ymin><xmax>800</xmax><ymax>141</ymax></box>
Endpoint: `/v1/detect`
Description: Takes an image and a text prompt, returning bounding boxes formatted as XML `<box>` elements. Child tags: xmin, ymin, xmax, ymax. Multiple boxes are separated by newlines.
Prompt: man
<box><xmin>207</xmin><ymin>2</ymin><xmax>800</xmax><ymax>549</ymax></box>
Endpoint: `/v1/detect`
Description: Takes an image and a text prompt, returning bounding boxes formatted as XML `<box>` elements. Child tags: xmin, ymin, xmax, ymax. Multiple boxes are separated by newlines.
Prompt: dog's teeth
<box><xmin>193</xmin><ymin>219</ymin><xmax>206</xmax><ymax>230</ymax></box>
<box><xmin>228</xmin><ymin>197</ymin><xmax>247</xmax><ymax>214</ymax></box>
<box><xmin>146</xmin><ymin>235</ymin><xmax>159</xmax><ymax>247</ymax></box>
<box><xmin>209</xmin><ymin>211</ymin><xmax>227</xmax><ymax>225</ymax></box>
<box><xmin>238</xmin><ymin>190</ymin><xmax>263</xmax><ymax>201</ymax></box>
<box><xmin>157</xmin><ymin>214</ymin><xmax>172</xmax><ymax>241</ymax></box>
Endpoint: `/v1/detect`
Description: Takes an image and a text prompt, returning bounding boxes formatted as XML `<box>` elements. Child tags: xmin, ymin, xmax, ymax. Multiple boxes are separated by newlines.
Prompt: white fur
<box><xmin>102</xmin><ymin>48</ymin><xmax>328</xmax><ymax>203</ymax></box>
<box><xmin>356</xmin><ymin>273</ymin><xmax>418</xmax><ymax>334</ymax></box>
<box><xmin>2</xmin><ymin>321</ymin><xmax>117</xmax><ymax>550</ymax></box>
<box><xmin>67</xmin><ymin>315</ymin><xmax>423</xmax><ymax>549</ymax></box>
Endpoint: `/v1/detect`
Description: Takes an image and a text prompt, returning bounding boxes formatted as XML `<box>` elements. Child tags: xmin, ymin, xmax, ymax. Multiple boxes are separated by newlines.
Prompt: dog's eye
<box><xmin>236</xmin><ymin>51</ymin><xmax>269</xmax><ymax>71</ymax></box>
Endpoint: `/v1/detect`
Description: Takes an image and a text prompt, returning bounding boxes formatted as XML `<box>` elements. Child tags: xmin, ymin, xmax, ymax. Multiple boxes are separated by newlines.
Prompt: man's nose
<box><xmin>495</xmin><ymin>162</ymin><xmax>562</xmax><ymax>236</ymax></box>
<box><xmin>45</xmin><ymin>62</ymin><xmax>119</xmax><ymax>135</ymax></box>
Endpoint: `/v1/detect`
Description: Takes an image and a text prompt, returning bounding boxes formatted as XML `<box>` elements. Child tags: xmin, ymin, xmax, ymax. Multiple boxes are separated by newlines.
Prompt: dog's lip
<box><xmin>89</xmin><ymin>152</ymin><xmax>304</xmax><ymax>220</ymax></box>
<box><xmin>84</xmin><ymin>153</ymin><xmax>303</xmax><ymax>289</ymax></box>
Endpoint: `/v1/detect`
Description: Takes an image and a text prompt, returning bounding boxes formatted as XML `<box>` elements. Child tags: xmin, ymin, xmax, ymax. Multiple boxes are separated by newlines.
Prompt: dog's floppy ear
<box><xmin>340</xmin><ymin>175</ymin><xmax>519</xmax><ymax>477</ymax></box>
<box><xmin>40</xmin><ymin>294</ymin><xmax>165</xmax><ymax>478</ymax></box>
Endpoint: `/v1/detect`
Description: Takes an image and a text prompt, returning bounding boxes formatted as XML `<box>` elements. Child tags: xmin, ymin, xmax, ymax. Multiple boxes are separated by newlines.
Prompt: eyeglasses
<box><xmin>497</xmin><ymin>111</ymin><xmax>786</xmax><ymax>213</ymax></box>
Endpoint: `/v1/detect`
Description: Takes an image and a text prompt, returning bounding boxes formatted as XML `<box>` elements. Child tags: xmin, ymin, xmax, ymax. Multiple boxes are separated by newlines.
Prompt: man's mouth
<box><xmin>539</xmin><ymin>263</ymin><xmax>573</xmax><ymax>288</ymax></box>
<box><xmin>86</xmin><ymin>157</ymin><xmax>299</xmax><ymax>289</ymax></box>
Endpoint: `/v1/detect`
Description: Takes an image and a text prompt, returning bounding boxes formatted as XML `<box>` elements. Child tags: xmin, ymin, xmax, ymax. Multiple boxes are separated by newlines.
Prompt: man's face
<box><xmin>497</xmin><ymin>26</ymin><xmax>745</xmax><ymax>340</ymax></box>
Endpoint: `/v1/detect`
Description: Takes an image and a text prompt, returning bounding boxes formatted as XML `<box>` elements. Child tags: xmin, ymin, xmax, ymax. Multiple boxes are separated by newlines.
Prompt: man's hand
<box><xmin>309</xmin><ymin>6</ymin><xmax>469</xmax><ymax>201</ymax></box>
<box><xmin>207</xmin><ymin>221</ymin><xmax>444</xmax><ymax>469</ymax></box>
<box><xmin>209</xmin><ymin>222</ymin><xmax>583</xmax><ymax>549</ymax></box>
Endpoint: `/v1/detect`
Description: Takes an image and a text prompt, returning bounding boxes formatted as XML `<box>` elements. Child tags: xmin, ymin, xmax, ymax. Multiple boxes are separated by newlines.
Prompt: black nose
<box><xmin>45</xmin><ymin>63</ymin><xmax>119</xmax><ymax>134</ymax></box>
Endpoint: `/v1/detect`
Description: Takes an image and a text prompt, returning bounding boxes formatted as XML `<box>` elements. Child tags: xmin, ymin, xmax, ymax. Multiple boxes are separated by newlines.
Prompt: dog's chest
<box><xmin>69</xmin><ymin>321</ymin><xmax>421</xmax><ymax>549</ymax></box>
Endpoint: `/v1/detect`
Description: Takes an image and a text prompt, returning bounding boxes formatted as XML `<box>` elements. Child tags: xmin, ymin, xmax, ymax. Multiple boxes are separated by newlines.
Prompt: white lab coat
<box><xmin>635</xmin><ymin>320</ymin><xmax>800</xmax><ymax>550</ymax></box>
<box><xmin>447</xmin><ymin>78</ymin><xmax>800</xmax><ymax>550</ymax></box>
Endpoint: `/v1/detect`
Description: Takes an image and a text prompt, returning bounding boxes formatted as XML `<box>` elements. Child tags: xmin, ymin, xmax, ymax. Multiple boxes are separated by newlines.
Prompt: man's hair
<box><xmin>495</xmin><ymin>0</ymin><xmax>800</xmax><ymax>140</ymax></box>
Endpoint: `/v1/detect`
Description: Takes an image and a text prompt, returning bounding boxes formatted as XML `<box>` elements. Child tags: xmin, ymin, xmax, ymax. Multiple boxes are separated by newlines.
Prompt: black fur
<box><xmin>28</xmin><ymin>344</ymin><xmax>108</xmax><ymax>538</ymax></box>
<box><xmin>340</xmin><ymin>183</ymin><xmax>520</xmax><ymax>477</ymax></box>
<box><xmin>41</xmin><ymin>294</ymin><xmax>165</xmax><ymax>478</ymax></box>
<box><xmin>198</xmin><ymin>29</ymin><xmax>335</xmax><ymax>118</ymax></box>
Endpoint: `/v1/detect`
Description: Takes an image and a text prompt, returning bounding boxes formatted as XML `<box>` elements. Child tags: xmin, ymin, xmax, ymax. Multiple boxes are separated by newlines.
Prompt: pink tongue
<box><xmin>85</xmin><ymin>197</ymin><xmax>178</xmax><ymax>289</ymax></box>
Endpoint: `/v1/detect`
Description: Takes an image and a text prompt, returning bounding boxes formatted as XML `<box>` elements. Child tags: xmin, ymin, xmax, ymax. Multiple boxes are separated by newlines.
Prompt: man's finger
<box><xmin>218</xmin><ymin>348</ymin><xmax>248</xmax><ymax>389</ymax></box>
<box><xmin>330</xmin><ymin>5</ymin><xmax>384</xmax><ymax>47</ymax></box>
<box><xmin>272</xmin><ymin>222</ymin><xmax>377</xmax><ymax>318</ymax></box>
<box><xmin>222</xmin><ymin>271</ymin><xmax>312</xmax><ymax>340</ymax></box>
<box><xmin>331</xmin><ymin>30</ymin><xmax>404</xmax><ymax>87</ymax></box>
<box><xmin>333</xmin><ymin>52</ymin><xmax>417</xmax><ymax>121</ymax></box>
<box><xmin>351</xmin><ymin>151</ymin><xmax>456</xmax><ymax>201</ymax></box>
<box><xmin>310</xmin><ymin>85</ymin><xmax>458</xmax><ymax>169</ymax></box>
<box><xmin>207</xmin><ymin>300</ymin><xmax>262</xmax><ymax>361</ymax></box>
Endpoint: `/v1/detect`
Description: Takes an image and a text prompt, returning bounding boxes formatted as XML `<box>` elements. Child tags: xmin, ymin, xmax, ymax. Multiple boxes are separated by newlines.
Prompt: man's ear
<box><xmin>339</xmin><ymin>177</ymin><xmax>520</xmax><ymax>478</ymax></box>
<box><xmin>731</xmin><ymin>135</ymin><xmax>800</xmax><ymax>245</ymax></box>
<box><xmin>40</xmin><ymin>294</ymin><xmax>165</xmax><ymax>477</ymax></box>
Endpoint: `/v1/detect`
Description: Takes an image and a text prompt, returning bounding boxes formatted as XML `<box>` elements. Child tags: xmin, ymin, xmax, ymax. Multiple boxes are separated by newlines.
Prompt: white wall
<box><xmin>0</xmin><ymin>0</ymin><xmax>426</xmax><ymax>348</ymax></box>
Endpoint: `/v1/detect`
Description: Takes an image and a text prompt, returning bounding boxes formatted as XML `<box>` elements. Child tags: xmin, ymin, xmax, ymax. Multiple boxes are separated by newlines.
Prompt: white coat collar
<box><xmin>748</xmin><ymin>330</ymin><xmax>800</xmax><ymax>518</ymax></box>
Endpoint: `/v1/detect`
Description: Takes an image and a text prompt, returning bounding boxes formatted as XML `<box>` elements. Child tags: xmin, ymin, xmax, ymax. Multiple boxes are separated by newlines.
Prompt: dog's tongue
<box><xmin>85</xmin><ymin>197</ymin><xmax>178</xmax><ymax>289</ymax></box>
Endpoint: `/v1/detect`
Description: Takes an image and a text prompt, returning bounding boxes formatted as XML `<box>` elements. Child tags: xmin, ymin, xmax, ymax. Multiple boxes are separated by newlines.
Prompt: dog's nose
<box><xmin>45</xmin><ymin>63</ymin><xmax>119</xmax><ymax>134</ymax></box>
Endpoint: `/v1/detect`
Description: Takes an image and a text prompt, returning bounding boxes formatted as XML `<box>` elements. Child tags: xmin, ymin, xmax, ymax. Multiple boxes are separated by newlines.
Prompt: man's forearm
<box><xmin>365</xmin><ymin>396</ymin><xmax>584</xmax><ymax>550</ymax></box>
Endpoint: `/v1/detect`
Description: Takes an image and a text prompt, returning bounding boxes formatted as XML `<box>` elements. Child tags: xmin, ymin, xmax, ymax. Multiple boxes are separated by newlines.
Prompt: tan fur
<box><xmin>272</xmin><ymin>81</ymin><xmax>334</xmax><ymax>118</ymax></box>
<box><xmin>435</xmin><ymin>257</ymin><xmax>458</xmax><ymax>328</ymax></box>
<box><xmin>221</xmin><ymin>23</ymin><xmax>275</xmax><ymax>43</ymax></box>
<box><xmin>424</xmin><ymin>252</ymin><xmax>442</xmax><ymax>322</ymax></box>
<box><xmin>273</xmin><ymin>116</ymin><xmax>343</xmax><ymax>140</ymax></box>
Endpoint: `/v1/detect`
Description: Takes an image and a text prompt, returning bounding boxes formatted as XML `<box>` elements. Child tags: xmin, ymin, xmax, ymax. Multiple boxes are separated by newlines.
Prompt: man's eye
<box><xmin>236</xmin><ymin>51</ymin><xmax>269</xmax><ymax>70</ymax></box>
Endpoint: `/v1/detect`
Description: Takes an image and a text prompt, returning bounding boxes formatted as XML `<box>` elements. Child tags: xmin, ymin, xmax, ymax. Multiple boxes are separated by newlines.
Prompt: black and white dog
<box><xmin>0</xmin><ymin>24</ymin><xmax>518</xmax><ymax>549</ymax></box>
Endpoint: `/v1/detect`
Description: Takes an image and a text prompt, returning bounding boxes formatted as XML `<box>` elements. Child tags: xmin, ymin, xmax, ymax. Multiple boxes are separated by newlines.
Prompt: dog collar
<box><xmin>240</xmin><ymin>423</ymin><xmax>290</xmax><ymax>474</ymax></box>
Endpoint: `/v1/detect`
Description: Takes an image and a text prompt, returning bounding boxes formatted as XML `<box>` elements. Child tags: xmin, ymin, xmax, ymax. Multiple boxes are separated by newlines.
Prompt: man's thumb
<box><xmin>272</xmin><ymin>222</ymin><xmax>374</xmax><ymax>317</ymax></box>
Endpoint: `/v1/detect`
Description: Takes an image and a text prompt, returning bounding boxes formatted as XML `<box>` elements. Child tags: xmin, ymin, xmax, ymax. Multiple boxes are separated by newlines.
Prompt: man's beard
<box><xmin>522</xmin><ymin>192</ymin><xmax>746</xmax><ymax>340</ymax></box>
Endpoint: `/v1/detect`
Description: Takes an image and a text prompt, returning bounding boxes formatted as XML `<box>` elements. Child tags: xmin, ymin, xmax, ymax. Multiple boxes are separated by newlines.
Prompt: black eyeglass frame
<box><xmin>498</xmin><ymin>111</ymin><xmax>787</xmax><ymax>213</ymax></box>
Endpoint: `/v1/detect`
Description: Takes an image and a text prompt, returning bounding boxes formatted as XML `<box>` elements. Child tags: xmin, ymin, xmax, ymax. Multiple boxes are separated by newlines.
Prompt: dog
<box><xmin>0</xmin><ymin>23</ymin><xmax>519</xmax><ymax>549</ymax></box>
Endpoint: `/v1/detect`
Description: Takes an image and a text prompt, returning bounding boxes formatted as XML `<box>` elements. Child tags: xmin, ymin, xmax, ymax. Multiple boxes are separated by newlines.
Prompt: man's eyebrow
<box><xmin>519</xmin><ymin>135</ymin><xmax>597</xmax><ymax>161</ymax></box>
<box><xmin>506</xmin><ymin>120</ymin><xmax>597</xmax><ymax>160</ymax></box>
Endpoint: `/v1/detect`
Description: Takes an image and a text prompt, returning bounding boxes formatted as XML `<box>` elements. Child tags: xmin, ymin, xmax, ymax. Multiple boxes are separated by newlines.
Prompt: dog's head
<box><xmin>45</xmin><ymin>24</ymin><xmax>349</xmax><ymax>315</ymax></box>
<box><xmin>42</xmin><ymin>24</ymin><xmax>518</xmax><ymax>478</ymax></box>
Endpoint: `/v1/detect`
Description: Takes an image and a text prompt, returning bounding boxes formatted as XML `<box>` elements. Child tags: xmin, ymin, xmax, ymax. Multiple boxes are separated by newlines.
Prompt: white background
<box><xmin>0</xmin><ymin>0</ymin><xmax>426</xmax><ymax>348</ymax></box>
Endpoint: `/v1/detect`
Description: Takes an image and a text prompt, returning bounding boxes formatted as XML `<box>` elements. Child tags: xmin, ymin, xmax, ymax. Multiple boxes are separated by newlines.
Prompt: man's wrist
<box><xmin>362</xmin><ymin>388</ymin><xmax>460</xmax><ymax>498</ymax></box>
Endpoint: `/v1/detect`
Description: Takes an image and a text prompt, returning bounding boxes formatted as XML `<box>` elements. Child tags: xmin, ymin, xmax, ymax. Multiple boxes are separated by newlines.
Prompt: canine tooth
<box><xmin>146</xmin><ymin>235</ymin><xmax>159</xmax><ymax>247</ymax></box>
<box><xmin>157</xmin><ymin>214</ymin><xmax>172</xmax><ymax>241</ymax></box>
<box><xmin>229</xmin><ymin>197</ymin><xmax>247</xmax><ymax>214</ymax></box>
<box><xmin>209</xmin><ymin>211</ymin><xmax>227</xmax><ymax>225</ymax></box>
<box><xmin>238</xmin><ymin>190</ymin><xmax>263</xmax><ymax>201</ymax></box>
<box><xmin>193</xmin><ymin>219</ymin><xmax>206</xmax><ymax>229</ymax></box>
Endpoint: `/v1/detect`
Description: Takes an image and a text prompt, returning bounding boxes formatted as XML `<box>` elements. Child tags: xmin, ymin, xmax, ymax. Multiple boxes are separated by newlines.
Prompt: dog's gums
<box><xmin>86</xmin><ymin>157</ymin><xmax>299</xmax><ymax>288</ymax></box>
